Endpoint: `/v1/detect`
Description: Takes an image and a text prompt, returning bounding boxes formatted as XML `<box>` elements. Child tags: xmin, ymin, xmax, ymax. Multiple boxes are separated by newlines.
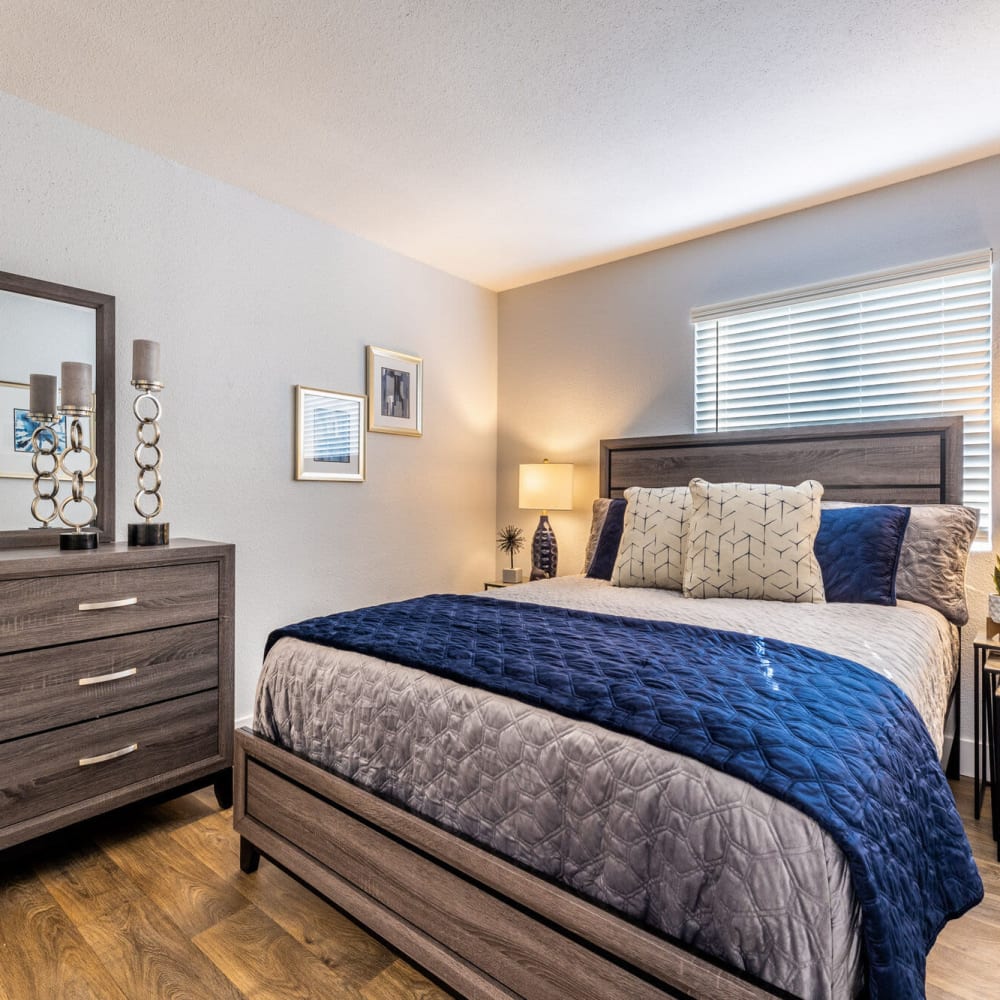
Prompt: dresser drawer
<box><xmin>0</xmin><ymin>561</ymin><xmax>218</xmax><ymax>654</ymax></box>
<box><xmin>0</xmin><ymin>689</ymin><xmax>219</xmax><ymax>828</ymax></box>
<box><xmin>0</xmin><ymin>621</ymin><xmax>219</xmax><ymax>741</ymax></box>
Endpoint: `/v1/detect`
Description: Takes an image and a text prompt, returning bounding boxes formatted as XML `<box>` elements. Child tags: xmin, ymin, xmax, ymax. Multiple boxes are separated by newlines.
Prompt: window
<box><xmin>693</xmin><ymin>251</ymin><xmax>993</xmax><ymax>535</ymax></box>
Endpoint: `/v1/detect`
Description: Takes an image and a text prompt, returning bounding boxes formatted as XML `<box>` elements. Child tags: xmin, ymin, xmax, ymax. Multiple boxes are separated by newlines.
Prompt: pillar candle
<box><xmin>60</xmin><ymin>362</ymin><xmax>93</xmax><ymax>411</ymax></box>
<box><xmin>29</xmin><ymin>373</ymin><xmax>58</xmax><ymax>416</ymax></box>
<box><xmin>132</xmin><ymin>339</ymin><xmax>161</xmax><ymax>384</ymax></box>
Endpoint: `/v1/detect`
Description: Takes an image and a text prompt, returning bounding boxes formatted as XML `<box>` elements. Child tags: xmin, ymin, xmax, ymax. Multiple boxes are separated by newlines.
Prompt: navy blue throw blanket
<box><xmin>267</xmin><ymin>594</ymin><xmax>982</xmax><ymax>999</ymax></box>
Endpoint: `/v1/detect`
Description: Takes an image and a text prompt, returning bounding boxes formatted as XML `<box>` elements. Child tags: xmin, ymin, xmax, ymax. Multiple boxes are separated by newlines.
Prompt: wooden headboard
<box><xmin>600</xmin><ymin>417</ymin><xmax>963</xmax><ymax>504</ymax></box>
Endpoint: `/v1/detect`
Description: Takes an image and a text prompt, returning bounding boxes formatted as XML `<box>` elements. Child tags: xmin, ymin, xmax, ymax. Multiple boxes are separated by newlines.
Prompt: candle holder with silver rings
<box><xmin>26</xmin><ymin>389</ymin><xmax>61</xmax><ymax>530</ymax></box>
<box><xmin>129</xmin><ymin>340</ymin><xmax>169</xmax><ymax>546</ymax></box>
<box><xmin>57</xmin><ymin>362</ymin><xmax>99</xmax><ymax>551</ymax></box>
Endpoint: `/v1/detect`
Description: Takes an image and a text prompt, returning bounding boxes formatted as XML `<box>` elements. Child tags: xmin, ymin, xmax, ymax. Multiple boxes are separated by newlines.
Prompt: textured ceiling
<box><xmin>1</xmin><ymin>0</ymin><xmax>998</xmax><ymax>290</ymax></box>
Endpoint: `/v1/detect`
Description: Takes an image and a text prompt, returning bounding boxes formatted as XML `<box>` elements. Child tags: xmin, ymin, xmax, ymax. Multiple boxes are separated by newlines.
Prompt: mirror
<box><xmin>0</xmin><ymin>271</ymin><xmax>115</xmax><ymax>548</ymax></box>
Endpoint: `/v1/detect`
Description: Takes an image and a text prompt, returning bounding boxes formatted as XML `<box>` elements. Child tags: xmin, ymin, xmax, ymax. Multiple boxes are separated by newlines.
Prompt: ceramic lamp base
<box><xmin>129</xmin><ymin>521</ymin><xmax>170</xmax><ymax>547</ymax></box>
<box><xmin>60</xmin><ymin>530</ymin><xmax>98</xmax><ymax>551</ymax></box>
<box><xmin>530</xmin><ymin>514</ymin><xmax>558</xmax><ymax>580</ymax></box>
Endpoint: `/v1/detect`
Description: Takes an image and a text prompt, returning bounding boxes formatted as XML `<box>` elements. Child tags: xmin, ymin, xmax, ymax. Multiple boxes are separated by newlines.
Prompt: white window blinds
<box><xmin>303</xmin><ymin>393</ymin><xmax>358</xmax><ymax>464</ymax></box>
<box><xmin>693</xmin><ymin>251</ymin><xmax>993</xmax><ymax>532</ymax></box>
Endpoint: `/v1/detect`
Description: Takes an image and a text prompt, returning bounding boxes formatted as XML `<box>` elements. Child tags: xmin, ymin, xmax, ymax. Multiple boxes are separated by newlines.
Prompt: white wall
<box><xmin>0</xmin><ymin>91</ymin><xmax>498</xmax><ymax>723</ymax></box>
<box><xmin>498</xmin><ymin>155</ymin><xmax>1000</xmax><ymax>774</ymax></box>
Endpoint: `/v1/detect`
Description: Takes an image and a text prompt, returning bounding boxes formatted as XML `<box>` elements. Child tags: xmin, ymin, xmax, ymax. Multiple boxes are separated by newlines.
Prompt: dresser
<box><xmin>0</xmin><ymin>538</ymin><xmax>234</xmax><ymax>851</ymax></box>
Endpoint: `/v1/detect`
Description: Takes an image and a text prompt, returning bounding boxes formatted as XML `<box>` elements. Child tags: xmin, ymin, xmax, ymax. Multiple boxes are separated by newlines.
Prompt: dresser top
<box><xmin>0</xmin><ymin>538</ymin><xmax>233</xmax><ymax>579</ymax></box>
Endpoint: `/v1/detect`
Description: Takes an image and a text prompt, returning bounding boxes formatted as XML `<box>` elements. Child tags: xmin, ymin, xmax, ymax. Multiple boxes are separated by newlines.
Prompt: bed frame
<box><xmin>235</xmin><ymin>416</ymin><xmax>964</xmax><ymax>1000</ymax></box>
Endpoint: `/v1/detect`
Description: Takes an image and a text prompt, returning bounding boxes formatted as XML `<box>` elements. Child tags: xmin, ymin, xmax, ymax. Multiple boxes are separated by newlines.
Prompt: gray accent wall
<box><xmin>498</xmin><ymin>154</ymin><xmax>1000</xmax><ymax>774</ymax></box>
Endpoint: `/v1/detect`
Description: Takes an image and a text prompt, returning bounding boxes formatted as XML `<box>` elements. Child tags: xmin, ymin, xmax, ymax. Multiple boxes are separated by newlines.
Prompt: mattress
<box><xmin>254</xmin><ymin>576</ymin><xmax>958</xmax><ymax>1000</ymax></box>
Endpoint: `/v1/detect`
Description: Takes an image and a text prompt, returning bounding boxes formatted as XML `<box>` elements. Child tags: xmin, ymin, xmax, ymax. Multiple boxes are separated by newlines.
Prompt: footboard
<box><xmin>233</xmin><ymin>728</ymin><xmax>777</xmax><ymax>1000</ymax></box>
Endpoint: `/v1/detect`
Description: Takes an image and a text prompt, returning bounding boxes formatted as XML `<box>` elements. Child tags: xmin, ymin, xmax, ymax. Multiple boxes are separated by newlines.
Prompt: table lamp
<box><xmin>519</xmin><ymin>459</ymin><xmax>573</xmax><ymax>579</ymax></box>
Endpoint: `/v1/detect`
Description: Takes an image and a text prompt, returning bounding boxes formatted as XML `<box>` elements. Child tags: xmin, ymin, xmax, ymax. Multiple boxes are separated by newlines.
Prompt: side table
<box><xmin>972</xmin><ymin>632</ymin><xmax>1000</xmax><ymax>819</ymax></box>
<box><xmin>984</xmin><ymin>654</ymin><xmax>1000</xmax><ymax>858</ymax></box>
<box><xmin>973</xmin><ymin>634</ymin><xmax>1000</xmax><ymax>821</ymax></box>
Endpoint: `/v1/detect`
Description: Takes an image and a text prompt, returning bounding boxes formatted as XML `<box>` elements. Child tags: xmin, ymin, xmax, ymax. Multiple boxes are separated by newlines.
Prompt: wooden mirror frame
<box><xmin>0</xmin><ymin>270</ymin><xmax>115</xmax><ymax>549</ymax></box>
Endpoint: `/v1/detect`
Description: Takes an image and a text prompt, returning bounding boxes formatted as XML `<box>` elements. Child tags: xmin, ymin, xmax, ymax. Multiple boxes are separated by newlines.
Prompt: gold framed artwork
<box><xmin>366</xmin><ymin>346</ymin><xmax>422</xmax><ymax>436</ymax></box>
<box><xmin>294</xmin><ymin>386</ymin><xmax>366</xmax><ymax>482</ymax></box>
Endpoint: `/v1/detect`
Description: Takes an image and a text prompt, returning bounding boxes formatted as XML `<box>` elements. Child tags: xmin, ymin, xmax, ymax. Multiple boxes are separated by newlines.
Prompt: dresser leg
<box><xmin>240</xmin><ymin>836</ymin><xmax>261</xmax><ymax>873</ymax></box>
<box><xmin>213</xmin><ymin>768</ymin><xmax>233</xmax><ymax>809</ymax></box>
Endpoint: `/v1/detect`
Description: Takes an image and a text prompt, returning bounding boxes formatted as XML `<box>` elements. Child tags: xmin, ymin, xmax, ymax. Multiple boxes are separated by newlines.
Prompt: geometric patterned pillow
<box><xmin>612</xmin><ymin>486</ymin><xmax>691</xmax><ymax>590</ymax></box>
<box><xmin>683</xmin><ymin>478</ymin><xmax>826</xmax><ymax>602</ymax></box>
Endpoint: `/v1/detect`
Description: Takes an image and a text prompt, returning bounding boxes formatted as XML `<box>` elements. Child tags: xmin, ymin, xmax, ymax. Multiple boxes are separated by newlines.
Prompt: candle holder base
<box><xmin>129</xmin><ymin>521</ymin><xmax>170</xmax><ymax>547</ymax></box>
<box><xmin>60</xmin><ymin>530</ymin><xmax>99</xmax><ymax>551</ymax></box>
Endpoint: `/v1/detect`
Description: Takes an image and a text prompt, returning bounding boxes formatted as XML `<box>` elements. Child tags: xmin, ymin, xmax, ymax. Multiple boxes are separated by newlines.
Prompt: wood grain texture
<box><xmin>0</xmin><ymin>561</ymin><xmax>218</xmax><ymax>655</ymax></box>
<box><xmin>600</xmin><ymin>416</ymin><xmax>963</xmax><ymax>504</ymax></box>
<box><xmin>2</xmin><ymin>786</ymin><xmax>447</xmax><ymax>1000</ymax></box>
<box><xmin>0</xmin><ymin>690</ymin><xmax>218</xmax><ymax>832</ymax></box>
<box><xmin>0</xmin><ymin>621</ymin><xmax>218</xmax><ymax>740</ymax></box>
<box><xmin>0</xmin><ymin>540</ymin><xmax>234</xmax><ymax>853</ymax></box>
<box><xmin>2</xmin><ymin>783</ymin><xmax>993</xmax><ymax>999</ymax></box>
<box><xmin>248</xmin><ymin>760</ymin><xmax>672</xmax><ymax>1000</ymax></box>
<box><xmin>237</xmin><ymin>727</ymin><xmax>999</xmax><ymax>1000</ymax></box>
<box><xmin>234</xmin><ymin>730</ymin><xmax>734</xmax><ymax>993</ymax></box>
<box><xmin>0</xmin><ymin>868</ymin><xmax>129</xmax><ymax>1000</ymax></box>
<box><xmin>95</xmin><ymin>817</ymin><xmax>247</xmax><ymax>939</ymax></box>
<box><xmin>74</xmin><ymin>895</ymin><xmax>247</xmax><ymax>1000</ymax></box>
<box><xmin>172</xmin><ymin>809</ymin><xmax>396</xmax><ymax>987</ymax></box>
<box><xmin>237</xmin><ymin>733</ymin><xmax>771</xmax><ymax>1000</ymax></box>
<box><xmin>194</xmin><ymin>904</ymin><xmax>372</xmax><ymax>999</ymax></box>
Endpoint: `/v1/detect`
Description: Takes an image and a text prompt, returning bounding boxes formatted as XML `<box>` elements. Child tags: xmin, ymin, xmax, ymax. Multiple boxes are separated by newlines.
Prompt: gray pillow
<box><xmin>582</xmin><ymin>498</ymin><xmax>615</xmax><ymax>573</ymax></box>
<box><xmin>822</xmin><ymin>502</ymin><xmax>978</xmax><ymax>625</ymax></box>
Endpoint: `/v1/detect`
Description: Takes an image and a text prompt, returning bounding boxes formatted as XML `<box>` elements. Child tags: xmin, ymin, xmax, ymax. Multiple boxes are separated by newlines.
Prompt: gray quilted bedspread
<box><xmin>254</xmin><ymin>577</ymin><xmax>957</xmax><ymax>999</ymax></box>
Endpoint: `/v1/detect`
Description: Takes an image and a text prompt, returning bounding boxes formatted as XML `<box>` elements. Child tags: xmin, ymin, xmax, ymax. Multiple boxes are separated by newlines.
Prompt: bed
<box><xmin>234</xmin><ymin>417</ymin><xmax>979</xmax><ymax>1000</ymax></box>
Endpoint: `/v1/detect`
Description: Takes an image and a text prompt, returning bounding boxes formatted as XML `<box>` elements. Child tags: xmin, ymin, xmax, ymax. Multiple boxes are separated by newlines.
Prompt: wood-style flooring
<box><xmin>0</xmin><ymin>780</ymin><xmax>995</xmax><ymax>999</ymax></box>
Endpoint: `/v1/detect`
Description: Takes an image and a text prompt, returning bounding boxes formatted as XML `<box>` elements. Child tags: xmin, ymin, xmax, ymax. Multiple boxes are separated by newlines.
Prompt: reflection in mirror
<box><xmin>0</xmin><ymin>272</ymin><xmax>115</xmax><ymax>548</ymax></box>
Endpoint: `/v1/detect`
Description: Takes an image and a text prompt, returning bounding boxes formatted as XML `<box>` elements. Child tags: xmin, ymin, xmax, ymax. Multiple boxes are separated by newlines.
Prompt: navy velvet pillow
<box><xmin>586</xmin><ymin>498</ymin><xmax>627</xmax><ymax>580</ymax></box>
<box><xmin>814</xmin><ymin>505</ymin><xmax>911</xmax><ymax>605</ymax></box>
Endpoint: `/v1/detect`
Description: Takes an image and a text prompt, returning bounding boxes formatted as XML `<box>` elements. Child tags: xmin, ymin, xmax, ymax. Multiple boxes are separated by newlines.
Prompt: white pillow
<box><xmin>683</xmin><ymin>478</ymin><xmax>826</xmax><ymax>602</ymax></box>
<box><xmin>612</xmin><ymin>486</ymin><xmax>691</xmax><ymax>590</ymax></box>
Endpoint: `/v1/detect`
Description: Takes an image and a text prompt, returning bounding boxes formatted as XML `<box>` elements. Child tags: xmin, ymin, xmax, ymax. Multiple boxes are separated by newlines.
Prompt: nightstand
<box><xmin>484</xmin><ymin>581</ymin><xmax>514</xmax><ymax>590</ymax></box>
<box><xmin>973</xmin><ymin>633</ymin><xmax>1000</xmax><ymax>823</ymax></box>
<box><xmin>983</xmin><ymin>654</ymin><xmax>1000</xmax><ymax>858</ymax></box>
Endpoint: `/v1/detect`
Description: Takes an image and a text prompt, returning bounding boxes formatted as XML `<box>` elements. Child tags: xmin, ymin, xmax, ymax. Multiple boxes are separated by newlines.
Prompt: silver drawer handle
<box><xmin>79</xmin><ymin>743</ymin><xmax>139</xmax><ymax>767</ymax></box>
<box><xmin>78</xmin><ymin>597</ymin><xmax>139</xmax><ymax>612</ymax></box>
<box><xmin>78</xmin><ymin>667</ymin><xmax>138</xmax><ymax>687</ymax></box>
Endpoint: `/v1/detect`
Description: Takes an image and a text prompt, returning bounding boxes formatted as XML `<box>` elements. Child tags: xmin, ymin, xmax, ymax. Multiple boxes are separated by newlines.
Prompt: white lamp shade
<box><xmin>519</xmin><ymin>463</ymin><xmax>573</xmax><ymax>511</ymax></box>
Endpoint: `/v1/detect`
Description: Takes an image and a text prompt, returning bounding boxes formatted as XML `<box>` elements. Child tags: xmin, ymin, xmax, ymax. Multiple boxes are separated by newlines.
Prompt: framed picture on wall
<box><xmin>294</xmin><ymin>386</ymin><xmax>366</xmax><ymax>482</ymax></box>
<box><xmin>0</xmin><ymin>379</ymin><xmax>94</xmax><ymax>481</ymax></box>
<box><xmin>366</xmin><ymin>346</ymin><xmax>422</xmax><ymax>436</ymax></box>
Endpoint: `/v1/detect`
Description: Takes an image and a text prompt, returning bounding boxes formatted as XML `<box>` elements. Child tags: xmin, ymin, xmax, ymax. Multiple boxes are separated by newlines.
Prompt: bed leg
<box><xmin>239</xmin><ymin>836</ymin><xmax>261</xmax><ymax>874</ymax></box>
